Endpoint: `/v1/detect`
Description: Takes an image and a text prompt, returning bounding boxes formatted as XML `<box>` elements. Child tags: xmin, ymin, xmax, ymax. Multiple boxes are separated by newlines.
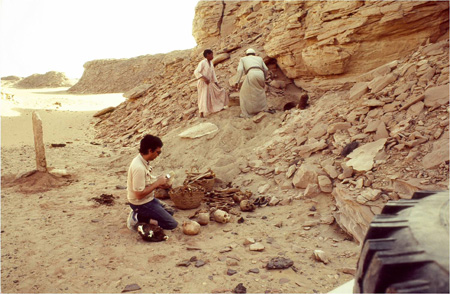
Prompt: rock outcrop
<box><xmin>15</xmin><ymin>71</ymin><xmax>73</xmax><ymax>88</ymax></box>
<box><xmin>193</xmin><ymin>1</ymin><xmax>449</xmax><ymax>92</ymax></box>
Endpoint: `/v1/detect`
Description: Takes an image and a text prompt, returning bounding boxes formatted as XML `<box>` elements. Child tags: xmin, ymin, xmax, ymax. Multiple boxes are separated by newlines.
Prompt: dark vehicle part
<box><xmin>354</xmin><ymin>191</ymin><xmax>449</xmax><ymax>293</ymax></box>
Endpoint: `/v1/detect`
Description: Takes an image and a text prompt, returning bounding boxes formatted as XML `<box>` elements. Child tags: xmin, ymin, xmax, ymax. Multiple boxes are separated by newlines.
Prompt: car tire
<box><xmin>353</xmin><ymin>191</ymin><xmax>449</xmax><ymax>293</ymax></box>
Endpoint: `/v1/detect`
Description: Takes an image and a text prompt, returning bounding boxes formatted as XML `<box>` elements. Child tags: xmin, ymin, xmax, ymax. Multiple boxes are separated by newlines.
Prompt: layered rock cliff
<box><xmin>193</xmin><ymin>0</ymin><xmax>449</xmax><ymax>91</ymax></box>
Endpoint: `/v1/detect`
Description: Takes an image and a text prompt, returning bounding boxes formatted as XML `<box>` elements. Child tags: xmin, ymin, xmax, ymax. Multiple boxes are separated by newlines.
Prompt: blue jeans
<box><xmin>129</xmin><ymin>198</ymin><xmax>178</xmax><ymax>230</ymax></box>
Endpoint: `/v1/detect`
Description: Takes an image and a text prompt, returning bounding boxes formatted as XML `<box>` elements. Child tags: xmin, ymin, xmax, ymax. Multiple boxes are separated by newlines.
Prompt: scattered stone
<box><xmin>123</xmin><ymin>84</ymin><xmax>152</xmax><ymax>99</ymax></box>
<box><xmin>116</xmin><ymin>185</ymin><xmax>127</xmax><ymax>190</ymax></box>
<box><xmin>279</xmin><ymin>278</ymin><xmax>290</xmax><ymax>284</ymax></box>
<box><xmin>266</xmin><ymin>257</ymin><xmax>294</xmax><ymax>269</ymax></box>
<box><xmin>195</xmin><ymin>260</ymin><xmax>206</xmax><ymax>267</ymax></box>
<box><xmin>423</xmin><ymin>84</ymin><xmax>449</xmax><ymax>108</ymax></box>
<box><xmin>253</xmin><ymin>112</ymin><xmax>268</xmax><ymax>123</ymax></box>
<box><xmin>313</xmin><ymin>250</ymin><xmax>330</xmax><ymax>264</ymax></box>
<box><xmin>176</xmin><ymin>260</ymin><xmax>191</xmax><ymax>267</ymax></box>
<box><xmin>323</xmin><ymin>164</ymin><xmax>338</xmax><ymax>179</ymax></box>
<box><xmin>292</xmin><ymin>164</ymin><xmax>318</xmax><ymax>188</ymax></box>
<box><xmin>346</xmin><ymin>138</ymin><xmax>387</xmax><ymax>171</ymax></box>
<box><xmin>249</xmin><ymin>243</ymin><xmax>265</xmax><ymax>251</ymax></box>
<box><xmin>269</xmin><ymin>196</ymin><xmax>280</xmax><ymax>206</ymax></box>
<box><xmin>243</xmin><ymin>237</ymin><xmax>256</xmax><ymax>245</ymax></box>
<box><xmin>178</xmin><ymin>122</ymin><xmax>219</xmax><ymax>138</ymax></box>
<box><xmin>232</xmin><ymin>283</ymin><xmax>246</xmax><ymax>293</ymax></box>
<box><xmin>227</xmin><ymin>269</ymin><xmax>238</xmax><ymax>276</ymax></box>
<box><xmin>122</xmin><ymin>283</ymin><xmax>141</xmax><ymax>293</ymax></box>
<box><xmin>249</xmin><ymin>268</ymin><xmax>260</xmax><ymax>274</ymax></box>
<box><xmin>93</xmin><ymin>106</ymin><xmax>115</xmax><ymax>117</ymax></box>
<box><xmin>340</xmin><ymin>267</ymin><xmax>356</xmax><ymax>275</ymax></box>
<box><xmin>304</xmin><ymin>183</ymin><xmax>321</xmax><ymax>198</ymax></box>
<box><xmin>318</xmin><ymin>175</ymin><xmax>333</xmax><ymax>193</ymax></box>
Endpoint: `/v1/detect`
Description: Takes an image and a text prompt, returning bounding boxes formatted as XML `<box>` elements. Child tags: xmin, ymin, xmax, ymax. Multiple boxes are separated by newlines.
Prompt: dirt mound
<box><xmin>2</xmin><ymin>170</ymin><xmax>71</xmax><ymax>193</ymax></box>
<box><xmin>15</xmin><ymin>71</ymin><xmax>74</xmax><ymax>89</ymax></box>
<box><xmin>1</xmin><ymin>75</ymin><xmax>21</xmax><ymax>81</ymax></box>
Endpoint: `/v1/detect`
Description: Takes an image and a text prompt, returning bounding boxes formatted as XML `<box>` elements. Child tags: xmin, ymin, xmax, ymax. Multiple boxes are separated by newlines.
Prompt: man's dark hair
<box><xmin>139</xmin><ymin>134</ymin><xmax>163</xmax><ymax>154</ymax></box>
<box><xmin>203</xmin><ymin>49</ymin><xmax>213</xmax><ymax>58</ymax></box>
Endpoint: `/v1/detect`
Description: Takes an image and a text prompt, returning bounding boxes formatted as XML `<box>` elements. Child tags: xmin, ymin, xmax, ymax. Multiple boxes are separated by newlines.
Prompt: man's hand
<box><xmin>154</xmin><ymin>175</ymin><xmax>169</xmax><ymax>188</ymax></box>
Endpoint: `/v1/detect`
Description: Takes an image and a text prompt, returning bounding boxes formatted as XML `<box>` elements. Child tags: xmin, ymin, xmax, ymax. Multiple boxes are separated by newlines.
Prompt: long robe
<box><xmin>194</xmin><ymin>59</ymin><xmax>228</xmax><ymax>116</ymax></box>
<box><xmin>235</xmin><ymin>55</ymin><xmax>269</xmax><ymax>117</ymax></box>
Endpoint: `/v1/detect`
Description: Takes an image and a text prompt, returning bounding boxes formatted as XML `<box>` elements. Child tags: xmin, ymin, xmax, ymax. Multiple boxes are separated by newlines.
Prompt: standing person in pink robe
<box><xmin>194</xmin><ymin>49</ymin><xmax>229</xmax><ymax>118</ymax></box>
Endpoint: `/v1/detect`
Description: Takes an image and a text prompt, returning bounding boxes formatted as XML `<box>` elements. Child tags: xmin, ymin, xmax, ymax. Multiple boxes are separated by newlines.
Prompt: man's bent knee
<box><xmin>164</xmin><ymin>219</ymin><xmax>178</xmax><ymax>230</ymax></box>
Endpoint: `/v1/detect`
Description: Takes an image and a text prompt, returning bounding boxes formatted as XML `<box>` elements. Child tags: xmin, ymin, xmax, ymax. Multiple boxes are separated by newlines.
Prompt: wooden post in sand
<box><xmin>32</xmin><ymin>111</ymin><xmax>47</xmax><ymax>172</ymax></box>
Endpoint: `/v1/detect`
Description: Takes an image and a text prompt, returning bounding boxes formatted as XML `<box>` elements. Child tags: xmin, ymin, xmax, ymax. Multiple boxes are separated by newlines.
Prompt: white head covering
<box><xmin>246</xmin><ymin>48</ymin><xmax>256</xmax><ymax>55</ymax></box>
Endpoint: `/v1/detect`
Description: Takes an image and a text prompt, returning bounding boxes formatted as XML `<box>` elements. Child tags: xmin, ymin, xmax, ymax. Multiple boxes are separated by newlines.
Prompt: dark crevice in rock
<box><xmin>218</xmin><ymin>0</ymin><xmax>226</xmax><ymax>35</ymax></box>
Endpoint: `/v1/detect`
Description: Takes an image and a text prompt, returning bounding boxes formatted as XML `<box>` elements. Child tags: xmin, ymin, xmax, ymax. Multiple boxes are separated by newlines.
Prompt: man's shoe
<box><xmin>127</xmin><ymin>209</ymin><xmax>138</xmax><ymax>231</ymax></box>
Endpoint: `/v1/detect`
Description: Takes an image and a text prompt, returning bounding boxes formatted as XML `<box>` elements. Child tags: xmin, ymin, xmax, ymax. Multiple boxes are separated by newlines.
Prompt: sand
<box><xmin>1</xmin><ymin>86</ymin><xmax>359</xmax><ymax>293</ymax></box>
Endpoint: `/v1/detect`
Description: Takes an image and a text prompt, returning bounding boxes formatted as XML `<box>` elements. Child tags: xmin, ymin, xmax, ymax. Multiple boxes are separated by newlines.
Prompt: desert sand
<box><xmin>1</xmin><ymin>85</ymin><xmax>359</xmax><ymax>293</ymax></box>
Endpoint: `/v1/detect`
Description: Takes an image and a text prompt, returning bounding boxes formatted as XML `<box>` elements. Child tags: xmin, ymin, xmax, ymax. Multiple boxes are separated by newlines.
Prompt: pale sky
<box><xmin>0</xmin><ymin>0</ymin><xmax>199</xmax><ymax>79</ymax></box>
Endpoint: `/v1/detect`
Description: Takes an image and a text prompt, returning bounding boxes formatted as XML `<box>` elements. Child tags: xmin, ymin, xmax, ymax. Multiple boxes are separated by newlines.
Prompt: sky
<box><xmin>0</xmin><ymin>0</ymin><xmax>199</xmax><ymax>79</ymax></box>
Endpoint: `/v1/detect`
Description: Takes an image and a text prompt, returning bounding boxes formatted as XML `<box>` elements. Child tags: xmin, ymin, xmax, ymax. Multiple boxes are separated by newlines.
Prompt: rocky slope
<box><xmin>77</xmin><ymin>1</ymin><xmax>448</xmax><ymax>243</ymax></box>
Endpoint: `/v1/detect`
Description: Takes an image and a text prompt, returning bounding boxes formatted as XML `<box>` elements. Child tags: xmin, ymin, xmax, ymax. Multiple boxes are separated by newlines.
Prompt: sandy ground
<box><xmin>1</xmin><ymin>86</ymin><xmax>359</xmax><ymax>293</ymax></box>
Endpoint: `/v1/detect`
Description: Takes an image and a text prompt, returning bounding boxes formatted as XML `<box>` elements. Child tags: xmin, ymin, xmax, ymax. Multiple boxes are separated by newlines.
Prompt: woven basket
<box><xmin>169</xmin><ymin>185</ymin><xmax>205</xmax><ymax>210</ymax></box>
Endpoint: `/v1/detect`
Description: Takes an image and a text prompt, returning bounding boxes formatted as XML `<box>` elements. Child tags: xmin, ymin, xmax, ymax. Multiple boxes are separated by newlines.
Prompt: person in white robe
<box><xmin>232</xmin><ymin>48</ymin><xmax>269</xmax><ymax>118</ymax></box>
<box><xmin>194</xmin><ymin>49</ymin><xmax>229</xmax><ymax>118</ymax></box>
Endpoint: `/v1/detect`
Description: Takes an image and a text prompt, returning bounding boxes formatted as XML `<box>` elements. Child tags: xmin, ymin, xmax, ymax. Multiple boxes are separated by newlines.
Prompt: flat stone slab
<box><xmin>178</xmin><ymin>122</ymin><xmax>219</xmax><ymax>139</ymax></box>
<box><xmin>346</xmin><ymin>138</ymin><xmax>387</xmax><ymax>171</ymax></box>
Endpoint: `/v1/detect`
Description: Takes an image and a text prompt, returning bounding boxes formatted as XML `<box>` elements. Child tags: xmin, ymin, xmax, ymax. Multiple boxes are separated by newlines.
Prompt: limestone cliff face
<box><xmin>193</xmin><ymin>0</ymin><xmax>449</xmax><ymax>91</ymax></box>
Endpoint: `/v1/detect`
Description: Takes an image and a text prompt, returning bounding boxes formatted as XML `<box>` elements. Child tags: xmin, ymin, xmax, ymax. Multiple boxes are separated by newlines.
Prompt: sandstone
<box><xmin>423</xmin><ymin>84</ymin><xmax>449</xmax><ymax>108</ymax></box>
<box><xmin>243</xmin><ymin>237</ymin><xmax>256</xmax><ymax>246</ymax></box>
<box><xmin>422</xmin><ymin>131</ymin><xmax>449</xmax><ymax>169</ymax></box>
<box><xmin>304</xmin><ymin>183</ymin><xmax>321</xmax><ymax>198</ymax></box>
<box><xmin>338</xmin><ymin>162</ymin><xmax>353</xmax><ymax>180</ymax></box>
<box><xmin>286</xmin><ymin>165</ymin><xmax>297</xmax><ymax>179</ymax></box>
<box><xmin>269</xmin><ymin>80</ymin><xmax>287</xmax><ymax>89</ymax></box>
<box><xmin>346</xmin><ymin>139</ymin><xmax>387</xmax><ymax>171</ymax></box>
<box><xmin>323</xmin><ymin>164</ymin><xmax>339</xmax><ymax>179</ymax></box>
<box><xmin>364</xmin><ymin>120</ymin><xmax>381</xmax><ymax>133</ymax></box>
<box><xmin>406</xmin><ymin>101</ymin><xmax>424</xmax><ymax>117</ymax></box>
<box><xmin>327</xmin><ymin>122</ymin><xmax>352</xmax><ymax>134</ymax></box>
<box><xmin>269</xmin><ymin>196</ymin><xmax>280</xmax><ymax>206</ymax></box>
<box><xmin>332</xmin><ymin>184</ymin><xmax>376</xmax><ymax>244</ymax></box>
<box><xmin>373</xmin><ymin>121</ymin><xmax>389</xmax><ymax>141</ymax></box>
<box><xmin>292</xmin><ymin>164</ymin><xmax>318</xmax><ymax>189</ymax></box>
<box><xmin>252</xmin><ymin>112</ymin><xmax>268</xmax><ymax>123</ymax></box>
<box><xmin>258</xmin><ymin>184</ymin><xmax>271</xmax><ymax>194</ymax></box>
<box><xmin>249</xmin><ymin>243</ymin><xmax>265</xmax><ymax>251</ymax></box>
<box><xmin>362</xmin><ymin>99</ymin><xmax>385</xmax><ymax>107</ymax></box>
<box><xmin>178</xmin><ymin>123</ymin><xmax>219</xmax><ymax>139</ymax></box>
<box><xmin>212</xmin><ymin>53</ymin><xmax>230</xmax><ymax>66</ymax></box>
<box><xmin>318</xmin><ymin>175</ymin><xmax>333</xmax><ymax>193</ymax></box>
<box><xmin>123</xmin><ymin>84</ymin><xmax>152</xmax><ymax>99</ymax></box>
<box><xmin>93</xmin><ymin>106</ymin><xmax>115</xmax><ymax>117</ymax></box>
<box><xmin>349</xmin><ymin>82</ymin><xmax>368</xmax><ymax>100</ymax></box>
<box><xmin>368</xmin><ymin>73</ymin><xmax>398</xmax><ymax>94</ymax></box>
<box><xmin>400</xmin><ymin>94</ymin><xmax>425</xmax><ymax>111</ymax></box>
<box><xmin>313</xmin><ymin>250</ymin><xmax>329</xmax><ymax>264</ymax></box>
<box><xmin>308</xmin><ymin>123</ymin><xmax>328</xmax><ymax>139</ymax></box>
